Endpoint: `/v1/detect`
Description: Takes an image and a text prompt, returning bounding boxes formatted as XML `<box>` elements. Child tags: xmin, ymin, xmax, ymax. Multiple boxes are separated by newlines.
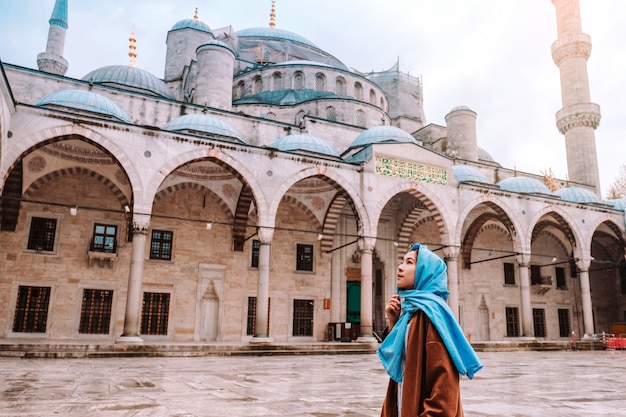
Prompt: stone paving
<box><xmin>0</xmin><ymin>350</ymin><xmax>624</xmax><ymax>416</ymax></box>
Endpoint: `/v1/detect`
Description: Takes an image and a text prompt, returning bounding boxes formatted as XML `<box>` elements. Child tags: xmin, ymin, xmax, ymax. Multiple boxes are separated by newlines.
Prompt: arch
<box><xmin>355</xmin><ymin>110</ymin><xmax>365</xmax><ymax>127</ymax></box>
<box><xmin>272</xmin><ymin>72</ymin><xmax>283</xmax><ymax>90</ymax></box>
<box><xmin>293</xmin><ymin>71</ymin><xmax>304</xmax><ymax>89</ymax></box>
<box><xmin>335</xmin><ymin>76</ymin><xmax>346</xmax><ymax>96</ymax></box>
<box><xmin>369</xmin><ymin>89</ymin><xmax>376</xmax><ymax>105</ymax></box>
<box><xmin>525</xmin><ymin>205</ymin><xmax>585</xmax><ymax>254</ymax></box>
<box><xmin>236</xmin><ymin>80</ymin><xmax>245</xmax><ymax>99</ymax></box>
<box><xmin>315</xmin><ymin>73</ymin><xmax>326</xmax><ymax>92</ymax></box>
<box><xmin>154</xmin><ymin>182</ymin><xmax>233</xmax><ymax>221</ymax></box>
<box><xmin>253</xmin><ymin>75</ymin><xmax>263</xmax><ymax>94</ymax></box>
<box><xmin>144</xmin><ymin>148</ymin><xmax>268</xmax><ymax>225</ymax></box>
<box><xmin>325</xmin><ymin>106</ymin><xmax>336</xmax><ymax>121</ymax></box>
<box><xmin>354</xmin><ymin>82</ymin><xmax>363</xmax><ymax>101</ymax></box>
<box><xmin>267</xmin><ymin>166</ymin><xmax>369</xmax><ymax>237</ymax></box>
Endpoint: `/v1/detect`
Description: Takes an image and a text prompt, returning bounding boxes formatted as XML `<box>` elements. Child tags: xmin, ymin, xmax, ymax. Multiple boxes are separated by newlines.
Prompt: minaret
<box><xmin>551</xmin><ymin>0</ymin><xmax>601</xmax><ymax>192</ymax></box>
<box><xmin>37</xmin><ymin>0</ymin><xmax>69</xmax><ymax>75</ymax></box>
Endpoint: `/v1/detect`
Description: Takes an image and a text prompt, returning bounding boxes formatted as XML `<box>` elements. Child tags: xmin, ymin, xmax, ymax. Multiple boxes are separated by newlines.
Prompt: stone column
<box><xmin>444</xmin><ymin>246</ymin><xmax>460</xmax><ymax>321</ymax></box>
<box><xmin>576</xmin><ymin>258</ymin><xmax>594</xmax><ymax>337</ymax></box>
<box><xmin>117</xmin><ymin>214</ymin><xmax>150</xmax><ymax>343</ymax></box>
<box><xmin>517</xmin><ymin>254</ymin><xmax>534</xmax><ymax>337</ymax></box>
<box><xmin>330</xmin><ymin>250</ymin><xmax>342</xmax><ymax>323</ymax></box>
<box><xmin>357</xmin><ymin>237</ymin><xmax>377</xmax><ymax>343</ymax></box>
<box><xmin>252</xmin><ymin>227</ymin><xmax>274</xmax><ymax>343</ymax></box>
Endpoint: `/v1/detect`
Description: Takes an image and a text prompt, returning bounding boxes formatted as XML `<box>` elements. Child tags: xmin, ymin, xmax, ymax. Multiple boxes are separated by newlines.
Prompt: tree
<box><xmin>605</xmin><ymin>163</ymin><xmax>626</xmax><ymax>199</ymax></box>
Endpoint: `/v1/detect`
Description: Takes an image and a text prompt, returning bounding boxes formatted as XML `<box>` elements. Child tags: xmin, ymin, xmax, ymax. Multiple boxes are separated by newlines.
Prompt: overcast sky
<box><xmin>1</xmin><ymin>0</ymin><xmax>624</xmax><ymax>197</ymax></box>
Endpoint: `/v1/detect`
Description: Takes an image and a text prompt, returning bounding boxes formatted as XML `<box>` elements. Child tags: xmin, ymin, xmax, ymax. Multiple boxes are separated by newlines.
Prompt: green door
<box><xmin>346</xmin><ymin>281</ymin><xmax>361</xmax><ymax>323</ymax></box>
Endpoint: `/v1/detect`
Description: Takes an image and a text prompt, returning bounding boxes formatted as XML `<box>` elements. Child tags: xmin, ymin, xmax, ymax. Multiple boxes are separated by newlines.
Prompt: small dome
<box><xmin>36</xmin><ymin>89</ymin><xmax>133</xmax><ymax>123</ymax></box>
<box><xmin>236</xmin><ymin>27</ymin><xmax>317</xmax><ymax>48</ymax></box>
<box><xmin>163</xmin><ymin>113</ymin><xmax>243</xmax><ymax>141</ymax></box>
<box><xmin>171</xmin><ymin>18</ymin><xmax>212</xmax><ymax>33</ymax></box>
<box><xmin>553</xmin><ymin>186</ymin><xmax>601</xmax><ymax>203</ymax></box>
<box><xmin>349</xmin><ymin>126</ymin><xmax>418</xmax><ymax>149</ymax></box>
<box><xmin>477</xmin><ymin>147</ymin><xmax>496</xmax><ymax>163</ymax></box>
<box><xmin>271</xmin><ymin>134</ymin><xmax>339</xmax><ymax>157</ymax></box>
<box><xmin>607</xmin><ymin>199</ymin><xmax>626</xmax><ymax>211</ymax></box>
<box><xmin>449</xmin><ymin>105</ymin><xmax>475</xmax><ymax>113</ymax></box>
<box><xmin>497</xmin><ymin>177</ymin><xmax>550</xmax><ymax>194</ymax></box>
<box><xmin>198</xmin><ymin>39</ymin><xmax>234</xmax><ymax>54</ymax></box>
<box><xmin>452</xmin><ymin>165</ymin><xmax>490</xmax><ymax>184</ymax></box>
<box><xmin>82</xmin><ymin>65</ymin><xmax>174</xmax><ymax>99</ymax></box>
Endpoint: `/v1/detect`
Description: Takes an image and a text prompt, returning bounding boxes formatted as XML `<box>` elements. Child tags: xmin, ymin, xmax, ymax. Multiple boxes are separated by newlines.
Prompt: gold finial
<box><xmin>269</xmin><ymin>0</ymin><xmax>276</xmax><ymax>28</ymax></box>
<box><xmin>194</xmin><ymin>7</ymin><xmax>199</xmax><ymax>20</ymax></box>
<box><xmin>128</xmin><ymin>25</ymin><xmax>137</xmax><ymax>67</ymax></box>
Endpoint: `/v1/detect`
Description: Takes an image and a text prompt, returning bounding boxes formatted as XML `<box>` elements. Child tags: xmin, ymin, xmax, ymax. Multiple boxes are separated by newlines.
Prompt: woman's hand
<box><xmin>384</xmin><ymin>295</ymin><xmax>401</xmax><ymax>330</ymax></box>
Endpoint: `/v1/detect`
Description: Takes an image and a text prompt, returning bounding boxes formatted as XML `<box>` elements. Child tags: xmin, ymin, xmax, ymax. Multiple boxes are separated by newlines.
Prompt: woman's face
<box><xmin>397</xmin><ymin>250</ymin><xmax>417</xmax><ymax>290</ymax></box>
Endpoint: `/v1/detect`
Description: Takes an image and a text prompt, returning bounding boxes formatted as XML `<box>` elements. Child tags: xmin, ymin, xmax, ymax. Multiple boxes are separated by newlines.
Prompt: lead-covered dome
<box><xmin>497</xmin><ymin>177</ymin><xmax>550</xmax><ymax>194</ymax></box>
<box><xmin>349</xmin><ymin>126</ymin><xmax>419</xmax><ymax>149</ymax></box>
<box><xmin>36</xmin><ymin>89</ymin><xmax>133</xmax><ymax>123</ymax></box>
<box><xmin>270</xmin><ymin>134</ymin><xmax>339</xmax><ymax>157</ymax></box>
<box><xmin>82</xmin><ymin>65</ymin><xmax>174</xmax><ymax>99</ymax></box>
<box><xmin>452</xmin><ymin>165</ymin><xmax>491</xmax><ymax>184</ymax></box>
<box><xmin>171</xmin><ymin>18</ymin><xmax>212</xmax><ymax>33</ymax></box>
<box><xmin>164</xmin><ymin>113</ymin><xmax>243</xmax><ymax>142</ymax></box>
<box><xmin>553</xmin><ymin>186</ymin><xmax>601</xmax><ymax>203</ymax></box>
<box><xmin>237</xmin><ymin>27</ymin><xmax>317</xmax><ymax>48</ymax></box>
<box><xmin>607</xmin><ymin>199</ymin><xmax>626</xmax><ymax>211</ymax></box>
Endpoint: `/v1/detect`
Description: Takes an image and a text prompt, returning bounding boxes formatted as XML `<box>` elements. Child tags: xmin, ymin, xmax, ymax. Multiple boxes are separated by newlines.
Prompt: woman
<box><xmin>377</xmin><ymin>243</ymin><xmax>482</xmax><ymax>416</ymax></box>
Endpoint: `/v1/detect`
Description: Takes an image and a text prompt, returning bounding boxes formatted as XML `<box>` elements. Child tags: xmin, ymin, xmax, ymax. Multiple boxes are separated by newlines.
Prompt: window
<box><xmin>79</xmin><ymin>289</ymin><xmax>113</xmax><ymax>334</ymax></box>
<box><xmin>27</xmin><ymin>217</ymin><xmax>57</xmax><ymax>252</ymax></box>
<box><xmin>13</xmin><ymin>286</ymin><xmax>51</xmax><ymax>333</ymax></box>
<box><xmin>253</xmin><ymin>75</ymin><xmax>263</xmax><ymax>94</ymax></box>
<box><xmin>272</xmin><ymin>72</ymin><xmax>282</xmax><ymax>90</ymax></box>
<box><xmin>555</xmin><ymin>267</ymin><xmax>567</xmax><ymax>289</ymax></box>
<box><xmin>236</xmin><ymin>81</ymin><xmax>245</xmax><ymax>99</ymax></box>
<box><xmin>503</xmin><ymin>262</ymin><xmax>515</xmax><ymax>285</ymax></box>
<box><xmin>558</xmin><ymin>308</ymin><xmax>570</xmax><ymax>337</ymax></box>
<box><xmin>265</xmin><ymin>112</ymin><xmax>277</xmax><ymax>121</ymax></box>
<box><xmin>91</xmin><ymin>224</ymin><xmax>117</xmax><ymax>253</ymax></box>
<box><xmin>150</xmin><ymin>230</ymin><xmax>173</xmax><ymax>261</ymax></box>
<box><xmin>294</xmin><ymin>72</ymin><xmax>304</xmax><ymax>89</ymax></box>
<box><xmin>296</xmin><ymin>243</ymin><xmax>313</xmax><ymax>271</ymax></box>
<box><xmin>141</xmin><ymin>292</ymin><xmax>170</xmax><ymax>335</ymax></box>
<box><xmin>315</xmin><ymin>73</ymin><xmax>326</xmax><ymax>91</ymax></box>
<box><xmin>530</xmin><ymin>265</ymin><xmax>542</xmax><ymax>285</ymax></box>
<box><xmin>336</xmin><ymin>77</ymin><xmax>346</xmax><ymax>95</ymax></box>
<box><xmin>293</xmin><ymin>299</ymin><xmax>314</xmax><ymax>336</ymax></box>
<box><xmin>251</xmin><ymin>239</ymin><xmax>260</xmax><ymax>268</ymax></box>
<box><xmin>355</xmin><ymin>110</ymin><xmax>366</xmax><ymax>127</ymax></box>
<box><xmin>354</xmin><ymin>82</ymin><xmax>363</xmax><ymax>100</ymax></box>
<box><xmin>369</xmin><ymin>89</ymin><xmax>376</xmax><ymax>104</ymax></box>
<box><xmin>532</xmin><ymin>308</ymin><xmax>546</xmax><ymax>338</ymax></box>
<box><xmin>326</xmin><ymin>106</ymin><xmax>336</xmax><ymax>121</ymax></box>
<box><xmin>505</xmin><ymin>307</ymin><xmax>520</xmax><ymax>337</ymax></box>
<box><xmin>246</xmin><ymin>296</ymin><xmax>270</xmax><ymax>336</ymax></box>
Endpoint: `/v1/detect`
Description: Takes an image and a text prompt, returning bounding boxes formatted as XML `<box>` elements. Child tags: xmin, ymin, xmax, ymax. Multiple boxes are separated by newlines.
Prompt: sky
<box><xmin>0</xmin><ymin>0</ymin><xmax>624</xmax><ymax>197</ymax></box>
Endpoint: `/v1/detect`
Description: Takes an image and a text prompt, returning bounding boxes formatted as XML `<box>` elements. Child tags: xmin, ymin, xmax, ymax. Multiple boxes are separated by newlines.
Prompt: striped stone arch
<box><xmin>233</xmin><ymin>185</ymin><xmax>255</xmax><ymax>251</ymax></box>
<box><xmin>394</xmin><ymin>189</ymin><xmax>448</xmax><ymax>248</ymax></box>
<box><xmin>320</xmin><ymin>193</ymin><xmax>357</xmax><ymax>254</ymax></box>
<box><xmin>23</xmin><ymin>166</ymin><xmax>130</xmax><ymax>209</ymax></box>
<box><xmin>533</xmin><ymin>229</ymin><xmax>571</xmax><ymax>258</ymax></box>
<box><xmin>532</xmin><ymin>217</ymin><xmax>576</xmax><ymax>250</ymax></box>
<box><xmin>280</xmin><ymin>194</ymin><xmax>322</xmax><ymax>230</ymax></box>
<box><xmin>397</xmin><ymin>200</ymin><xmax>433</xmax><ymax>253</ymax></box>
<box><xmin>154</xmin><ymin>182</ymin><xmax>233</xmax><ymax>221</ymax></box>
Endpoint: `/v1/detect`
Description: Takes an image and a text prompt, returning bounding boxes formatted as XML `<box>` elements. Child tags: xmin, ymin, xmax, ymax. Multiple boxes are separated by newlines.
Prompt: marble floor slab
<box><xmin>1</xmin><ymin>350</ymin><xmax>624</xmax><ymax>416</ymax></box>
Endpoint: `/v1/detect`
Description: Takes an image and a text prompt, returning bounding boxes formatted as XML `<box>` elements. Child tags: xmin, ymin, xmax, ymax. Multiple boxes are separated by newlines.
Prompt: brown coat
<box><xmin>381</xmin><ymin>310</ymin><xmax>464</xmax><ymax>417</ymax></box>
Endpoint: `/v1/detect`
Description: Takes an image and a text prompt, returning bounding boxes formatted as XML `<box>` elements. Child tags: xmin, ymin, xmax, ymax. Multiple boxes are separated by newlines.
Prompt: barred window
<box><xmin>293</xmin><ymin>299</ymin><xmax>314</xmax><ymax>336</ymax></box>
<box><xmin>246</xmin><ymin>296</ymin><xmax>270</xmax><ymax>336</ymax></box>
<box><xmin>13</xmin><ymin>286</ymin><xmax>51</xmax><ymax>333</ymax></box>
<box><xmin>265</xmin><ymin>112</ymin><xmax>277</xmax><ymax>121</ymax></box>
<box><xmin>141</xmin><ymin>292</ymin><xmax>170</xmax><ymax>335</ymax></box>
<box><xmin>79</xmin><ymin>289</ymin><xmax>113</xmax><ymax>334</ymax></box>
<box><xmin>27</xmin><ymin>217</ymin><xmax>57</xmax><ymax>252</ymax></box>
<box><xmin>533</xmin><ymin>308</ymin><xmax>546</xmax><ymax>338</ymax></box>
<box><xmin>336</xmin><ymin>77</ymin><xmax>346</xmax><ymax>95</ymax></box>
<box><xmin>251</xmin><ymin>239</ymin><xmax>260</xmax><ymax>268</ymax></box>
<box><xmin>236</xmin><ymin>81</ymin><xmax>245</xmax><ymax>99</ymax></box>
<box><xmin>294</xmin><ymin>72</ymin><xmax>304</xmax><ymax>89</ymax></box>
<box><xmin>326</xmin><ymin>106</ymin><xmax>336</xmax><ymax>121</ymax></box>
<box><xmin>253</xmin><ymin>76</ymin><xmax>263</xmax><ymax>94</ymax></box>
<box><xmin>315</xmin><ymin>73</ymin><xmax>326</xmax><ymax>92</ymax></box>
<box><xmin>505</xmin><ymin>307</ymin><xmax>520</xmax><ymax>337</ymax></box>
<box><xmin>296</xmin><ymin>243</ymin><xmax>313</xmax><ymax>271</ymax></box>
<box><xmin>355</xmin><ymin>110</ymin><xmax>366</xmax><ymax>127</ymax></box>
<box><xmin>150</xmin><ymin>230</ymin><xmax>173</xmax><ymax>261</ymax></box>
<box><xmin>273</xmin><ymin>72</ymin><xmax>282</xmax><ymax>90</ymax></box>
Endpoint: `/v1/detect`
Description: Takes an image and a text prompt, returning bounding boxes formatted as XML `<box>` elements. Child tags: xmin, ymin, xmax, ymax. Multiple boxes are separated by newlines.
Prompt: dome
<box><xmin>236</xmin><ymin>27</ymin><xmax>317</xmax><ymax>48</ymax></box>
<box><xmin>163</xmin><ymin>113</ymin><xmax>243</xmax><ymax>141</ymax></box>
<box><xmin>553</xmin><ymin>186</ymin><xmax>601</xmax><ymax>203</ymax></box>
<box><xmin>270</xmin><ymin>134</ymin><xmax>339</xmax><ymax>157</ymax></box>
<box><xmin>171</xmin><ymin>18</ymin><xmax>212</xmax><ymax>33</ymax></box>
<box><xmin>452</xmin><ymin>165</ymin><xmax>490</xmax><ymax>184</ymax></box>
<box><xmin>606</xmin><ymin>199</ymin><xmax>626</xmax><ymax>211</ymax></box>
<box><xmin>82</xmin><ymin>65</ymin><xmax>174</xmax><ymax>99</ymax></box>
<box><xmin>36</xmin><ymin>89</ymin><xmax>133</xmax><ymax>123</ymax></box>
<box><xmin>497</xmin><ymin>176</ymin><xmax>550</xmax><ymax>194</ymax></box>
<box><xmin>477</xmin><ymin>147</ymin><xmax>496</xmax><ymax>163</ymax></box>
<box><xmin>349</xmin><ymin>126</ymin><xmax>419</xmax><ymax>149</ymax></box>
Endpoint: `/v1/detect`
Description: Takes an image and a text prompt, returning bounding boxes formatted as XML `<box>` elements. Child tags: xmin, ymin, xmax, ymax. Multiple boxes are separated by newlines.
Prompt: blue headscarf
<box><xmin>377</xmin><ymin>243</ymin><xmax>483</xmax><ymax>382</ymax></box>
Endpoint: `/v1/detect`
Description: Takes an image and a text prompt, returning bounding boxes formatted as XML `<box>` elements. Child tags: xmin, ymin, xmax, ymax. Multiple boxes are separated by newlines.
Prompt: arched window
<box><xmin>315</xmin><ymin>73</ymin><xmax>326</xmax><ymax>92</ymax></box>
<box><xmin>273</xmin><ymin>72</ymin><xmax>283</xmax><ymax>90</ymax></box>
<box><xmin>265</xmin><ymin>112</ymin><xmax>277</xmax><ymax>121</ymax></box>
<box><xmin>380</xmin><ymin>97</ymin><xmax>385</xmax><ymax>110</ymax></box>
<box><xmin>253</xmin><ymin>76</ymin><xmax>263</xmax><ymax>94</ymax></box>
<box><xmin>295</xmin><ymin>110</ymin><xmax>306</xmax><ymax>126</ymax></box>
<box><xmin>336</xmin><ymin>77</ymin><xmax>346</xmax><ymax>96</ymax></box>
<box><xmin>236</xmin><ymin>81</ymin><xmax>245</xmax><ymax>99</ymax></box>
<box><xmin>369</xmin><ymin>89</ymin><xmax>376</xmax><ymax>105</ymax></box>
<box><xmin>326</xmin><ymin>106</ymin><xmax>336</xmax><ymax>121</ymax></box>
<box><xmin>355</xmin><ymin>110</ymin><xmax>366</xmax><ymax>127</ymax></box>
<box><xmin>294</xmin><ymin>72</ymin><xmax>304</xmax><ymax>89</ymax></box>
<box><xmin>354</xmin><ymin>82</ymin><xmax>363</xmax><ymax>101</ymax></box>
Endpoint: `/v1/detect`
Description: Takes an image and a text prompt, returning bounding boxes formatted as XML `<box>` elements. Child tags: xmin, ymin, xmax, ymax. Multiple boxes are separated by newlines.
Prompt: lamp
<box><xmin>124</xmin><ymin>205</ymin><xmax>131</xmax><ymax>213</ymax></box>
<box><xmin>206</xmin><ymin>222</ymin><xmax>213</xmax><ymax>230</ymax></box>
<box><xmin>551</xmin><ymin>257</ymin><xmax>558</xmax><ymax>263</ymax></box>
<box><xmin>70</xmin><ymin>206</ymin><xmax>78</xmax><ymax>216</ymax></box>
<box><xmin>317</xmin><ymin>233</ymin><xmax>324</xmax><ymax>241</ymax></box>
<box><xmin>392</xmin><ymin>241</ymin><xmax>398</xmax><ymax>247</ymax></box>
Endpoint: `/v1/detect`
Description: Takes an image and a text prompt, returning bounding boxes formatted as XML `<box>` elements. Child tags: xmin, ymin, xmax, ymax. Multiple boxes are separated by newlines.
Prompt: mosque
<box><xmin>0</xmin><ymin>0</ymin><xmax>625</xmax><ymax>349</ymax></box>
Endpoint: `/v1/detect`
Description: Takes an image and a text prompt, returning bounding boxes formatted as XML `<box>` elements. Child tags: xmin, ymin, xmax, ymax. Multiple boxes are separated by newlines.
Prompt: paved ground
<box><xmin>1</xmin><ymin>349</ymin><xmax>624</xmax><ymax>416</ymax></box>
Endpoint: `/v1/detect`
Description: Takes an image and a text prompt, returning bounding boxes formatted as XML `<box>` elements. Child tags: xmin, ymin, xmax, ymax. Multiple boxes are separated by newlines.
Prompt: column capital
<box><xmin>358</xmin><ymin>236</ymin><xmax>376</xmax><ymax>252</ymax></box>
<box><xmin>132</xmin><ymin>213</ymin><xmax>151</xmax><ymax>234</ymax></box>
<box><xmin>443</xmin><ymin>245</ymin><xmax>460</xmax><ymax>260</ymax></box>
<box><xmin>516</xmin><ymin>253</ymin><xmax>531</xmax><ymax>267</ymax></box>
<box><xmin>576</xmin><ymin>258</ymin><xmax>592</xmax><ymax>271</ymax></box>
<box><xmin>257</xmin><ymin>226</ymin><xmax>274</xmax><ymax>243</ymax></box>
